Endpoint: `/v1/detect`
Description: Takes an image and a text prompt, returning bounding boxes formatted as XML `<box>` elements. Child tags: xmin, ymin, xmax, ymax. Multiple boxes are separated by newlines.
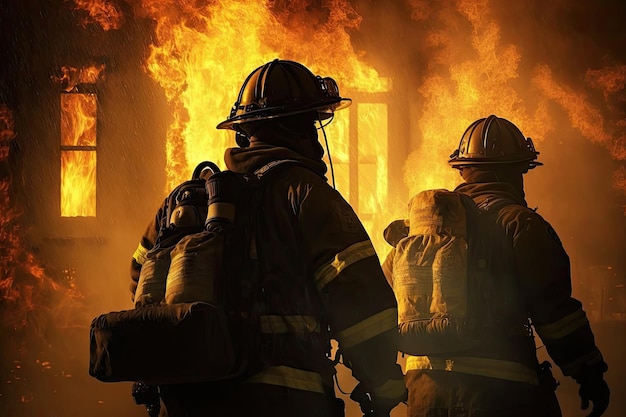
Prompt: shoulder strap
<box><xmin>253</xmin><ymin>159</ymin><xmax>300</xmax><ymax>178</ymax></box>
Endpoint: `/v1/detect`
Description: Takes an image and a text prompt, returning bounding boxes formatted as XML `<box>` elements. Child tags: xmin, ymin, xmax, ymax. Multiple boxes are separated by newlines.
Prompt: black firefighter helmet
<box><xmin>216</xmin><ymin>59</ymin><xmax>351</xmax><ymax>146</ymax></box>
<box><xmin>448</xmin><ymin>115</ymin><xmax>542</xmax><ymax>170</ymax></box>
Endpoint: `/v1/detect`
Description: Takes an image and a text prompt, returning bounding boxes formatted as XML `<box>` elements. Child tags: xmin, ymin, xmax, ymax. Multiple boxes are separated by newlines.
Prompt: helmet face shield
<box><xmin>448</xmin><ymin>115</ymin><xmax>542</xmax><ymax>169</ymax></box>
<box><xmin>217</xmin><ymin>59</ymin><xmax>351</xmax><ymax>131</ymax></box>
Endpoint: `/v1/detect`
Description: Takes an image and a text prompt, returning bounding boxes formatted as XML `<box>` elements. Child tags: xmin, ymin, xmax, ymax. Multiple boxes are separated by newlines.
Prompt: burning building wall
<box><xmin>0</xmin><ymin>0</ymin><xmax>625</xmax><ymax>416</ymax></box>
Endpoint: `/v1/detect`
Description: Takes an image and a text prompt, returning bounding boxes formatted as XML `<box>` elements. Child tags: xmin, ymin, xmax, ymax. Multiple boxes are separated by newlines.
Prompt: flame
<box><xmin>356</xmin><ymin>102</ymin><xmax>389</xmax><ymax>237</ymax></box>
<box><xmin>0</xmin><ymin>104</ymin><xmax>16</xmax><ymax>163</ymax></box>
<box><xmin>0</xmin><ymin>105</ymin><xmax>86</xmax><ymax>336</ymax></box>
<box><xmin>136</xmin><ymin>0</ymin><xmax>387</xmax><ymax>187</ymax></box>
<box><xmin>60</xmin><ymin>93</ymin><xmax>97</xmax><ymax>217</ymax></box>
<box><xmin>404</xmin><ymin>0</ymin><xmax>626</xmax><ymax>200</ymax></box>
<box><xmin>80</xmin><ymin>0</ymin><xmax>626</xmax><ymax>244</ymax></box>
<box><xmin>132</xmin><ymin>0</ymin><xmax>393</xmax><ymax>252</ymax></box>
<box><xmin>532</xmin><ymin>64</ymin><xmax>626</xmax><ymax>193</ymax></box>
<box><xmin>404</xmin><ymin>0</ymin><xmax>554</xmax><ymax>195</ymax></box>
<box><xmin>69</xmin><ymin>0</ymin><xmax>125</xmax><ymax>31</ymax></box>
<box><xmin>53</xmin><ymin>64</ymin><xmax>106</xmax><ymax>93</ymax></box>
<box><xmin>1</xmin><ymin>104</ymin><xmax>88</xmax><ymax>409</ymax></box>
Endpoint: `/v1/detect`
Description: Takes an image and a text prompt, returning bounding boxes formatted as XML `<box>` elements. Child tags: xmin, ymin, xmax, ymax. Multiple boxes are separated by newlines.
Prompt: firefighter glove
<box><xmin>350</xmin><ymin>380</ymin><xmax>407</xmax><ymax>417</ymax></box>
<box><xmin>577</xmin><ymin>375</ymin><xmax>610</xmax><ymax>417</ymax></box>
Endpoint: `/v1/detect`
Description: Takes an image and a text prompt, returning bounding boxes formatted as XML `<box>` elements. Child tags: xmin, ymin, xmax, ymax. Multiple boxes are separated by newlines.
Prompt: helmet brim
<box><xmin>448</xmin><ymin>157</ymin><xmax>543</xmax><ymax>169</ymax></box>
<box><xmin>216</xmin><ymin>98</ymin><xmax>352</xmax><ymax>130</ymax></box>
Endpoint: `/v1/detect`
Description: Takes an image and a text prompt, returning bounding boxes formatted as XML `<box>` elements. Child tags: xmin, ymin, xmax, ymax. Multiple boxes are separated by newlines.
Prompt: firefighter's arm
<box><xmin>302</xmin><ymin>190</ymin><xmax>406</xmax><ymax>414</ymax></box>
<box><xmin>318</xmin><ymin>252</ymin><xmax>406</xmax><ymax>414</ymax></box>
<box><xmin>513</xmin><ymin>213</ymin><xmax>609</xmax><ymax>415</ymax></box>
<box><xmin>130</xmin><ymin>201</ymin><xmax>165</xmax><ymax>300</ymax></box>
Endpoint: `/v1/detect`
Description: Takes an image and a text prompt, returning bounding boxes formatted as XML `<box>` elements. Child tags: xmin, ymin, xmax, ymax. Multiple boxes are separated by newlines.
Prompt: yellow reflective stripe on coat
<box><xmin>133</xmin><ymin>243</ymin><xmax>149</xmax><ymax>265</ymax></box>
<box><xmin>314</xmin><ymin>240</ymin><xmax>377</xmax><ymax>290</ymax></box>
<box><xmin>336</xmin><ymin>308</ymin><xmax>397</xmax><ymax>350</ymax></box>
<box><xmin>371</xmin><ymin>378</ymin><xmax>407</xmax><ymax>401</ymax></box>
<box><xmin>405</xmin><ymin>355</ymin><xmax>539</xmax><ymax>385</ymax></box>
<box><xmin>259</xmin><ymin>315</ymin><xmax>319</xmax><ymax>334</ymax></box>
<box><xmin>534</xmin><ymin>310</ymin><xmax>588</xmax><ymax>341</ymax></box>
<box><xmin>246</xmin><ymin>366</ymin><xmax>325</xmax><ymax>394</ymax></box>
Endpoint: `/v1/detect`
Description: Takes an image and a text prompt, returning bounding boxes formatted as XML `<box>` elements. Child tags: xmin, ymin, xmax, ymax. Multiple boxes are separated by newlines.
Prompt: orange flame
<box><xmin>70</xmin><ymin>0</ymin><xmax>125</xmax><ymax>31</ymax></box>
<box><xmin>60</xmin><ymin>93</ymin><xmax>98</xmax><ymax>217</ymax></box>
<box><xmin>0</xmin><ymin>104</ymin><xmax>16</xmax><ymax>163</ymax></box>
<box><xmin>53</xmin><ymin>64</ymin><xmax>106</xmax><ymax>93</ymax></box>
<box><xmin>405</xmin><ymin>0</ymin><xmax>554</xmax><ymax>195</ymax></box>
<box><xmin>134</xmin><ymin>0</ymin><xmax>392</xmax><ymax>252</ymax></box>
<box><xmin>137</xmin><ymin>0</ymin><xmax>387</xmax><ymax>186</ymax></box>
<box><xmin>405</xmin><ymin>0</ymin><xmax>626</xmax><ymax>201</ymax></box>
<box><xmin>0</xmin><ymin>105</ymin><xmax>86</xmax><ymax>337</ymax></box>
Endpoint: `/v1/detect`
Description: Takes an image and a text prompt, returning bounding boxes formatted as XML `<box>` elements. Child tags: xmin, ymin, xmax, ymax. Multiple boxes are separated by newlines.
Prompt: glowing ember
<box><xmin>0</xmin><ymin>104</ymin><xmax>15</xmax><ymax>163</ymax></box>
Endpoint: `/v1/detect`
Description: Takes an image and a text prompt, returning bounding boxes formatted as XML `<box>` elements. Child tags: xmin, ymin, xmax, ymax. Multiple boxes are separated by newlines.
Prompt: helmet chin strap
<box><xmin>318</xmin><ymin>113</ymin><xmax>336</xmax><ymax>189</ymax></box>
<box><xmin>235</xmin><ymin>132</ymin><xmax>249</xmax><ymax>148</ymax></box>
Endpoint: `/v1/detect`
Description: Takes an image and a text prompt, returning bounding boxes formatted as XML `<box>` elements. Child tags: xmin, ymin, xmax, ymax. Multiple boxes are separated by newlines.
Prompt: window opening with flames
<box><xmin>56</xmin><ymin>65</ymin><xmax>105</xmax><ymax>218</ymax></box>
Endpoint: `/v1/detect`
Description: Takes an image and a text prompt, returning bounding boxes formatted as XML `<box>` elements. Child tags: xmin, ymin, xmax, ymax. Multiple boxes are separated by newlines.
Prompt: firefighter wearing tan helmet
<box><xmin>384</xmin><ymin>115</ymin><xmax>610</xmax><ymax>417</ymax></box>
<box><xmin>150</xmin><ymin>59</ymin><xmax>407</xmax><ymax>417</ymax></box>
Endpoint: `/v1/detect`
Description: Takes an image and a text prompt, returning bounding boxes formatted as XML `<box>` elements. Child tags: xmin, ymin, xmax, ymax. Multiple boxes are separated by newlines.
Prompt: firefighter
<box><xmin>146</xmin><ymin>59</ymin><xmax>407</xmax><ymax>417</ymax></box>
<box><xmin>385</xmin><ymin>115</ymin><xmax>610</xmax><ymax>417</ymax></box>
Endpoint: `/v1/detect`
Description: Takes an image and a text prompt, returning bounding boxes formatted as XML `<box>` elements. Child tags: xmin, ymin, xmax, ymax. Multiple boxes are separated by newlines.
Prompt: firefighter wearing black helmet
<box><xmin>158</xmin><ymin>59</ymin><xmax>407</xmax><ymax>417</ymax></box>
<box><xmin>384</xmin><ymin>115</ymin><xmax>610</xmax><ymax>417</ymax></box>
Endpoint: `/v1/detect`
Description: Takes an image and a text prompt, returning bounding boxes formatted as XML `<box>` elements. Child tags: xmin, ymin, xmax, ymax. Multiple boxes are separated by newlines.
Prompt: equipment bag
<box><xmin>90</xmin><ymin>160</ymin><xmax>298</xmax><ymax>384</ymax></box>
<box><xmin>391</xmin><ymin>189</ymin><xmax>510</xmax><ymax>356</ymax></box>
<box><xmin>89</xmin><ymin>302</ymin><xmax>235</xmax><ymax>385</ymax></box>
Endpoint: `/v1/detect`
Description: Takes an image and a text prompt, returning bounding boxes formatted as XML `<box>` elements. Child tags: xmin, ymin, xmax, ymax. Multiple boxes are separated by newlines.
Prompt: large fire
<box><xmin>132</xmin><ymin>0</ymin><xmax>394</xmax><ymax>252</ymax></box>
<box><xmin>2</xmin><ymin>0</ymin><xmax>626</xmax><ymax>415</ymax></box>
<box><xmin>127</xmin><ymin>0</ymin><xmax>626</xmax><ymax>255</ymax></box>
<box><xmin>137</xmin><ymin>0</ymin><xmax>387</xmax><ymax>180</ymax></box>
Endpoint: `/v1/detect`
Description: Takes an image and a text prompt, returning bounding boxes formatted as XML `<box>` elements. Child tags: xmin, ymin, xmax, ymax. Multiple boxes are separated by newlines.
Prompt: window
<box><xmin>323</xmin><ymin>93</ymin><xmax>390</xmax><ymax>252</ymax></box>
<box><xmin>60</xmin><ymin>92</ymin><xmax>97</xmax><ymax>217</ymax></box>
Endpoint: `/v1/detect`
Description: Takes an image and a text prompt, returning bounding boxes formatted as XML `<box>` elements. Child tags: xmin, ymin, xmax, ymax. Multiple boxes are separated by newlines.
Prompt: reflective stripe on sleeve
<box><xmin>246</xmin><ymin>365</ymin><xmax>325</xmax><ymax>394</ymax></box>
<box><xmin>133</xmin><ymin>243</ymin><xmax>149</xmax><ymax>265</ymax></box>
<box><xmin>405</xmin><ymin>355</ymin><xmax>539</xmax><ymax>385</ymax></box>
<box><xmin>534</xmin><ymin>310</ymin><xmax>589</xmax><ymax>341</ymax></box>
<box><xmin>560</xmin><ymin>348</ymin><xmax>604</xmax><ymax>376</ymax></box>
<box><xmin>314</xmin><ymin>240</ymin><xmax>377</xmax><ymax>291</ymax></box>
<box><xmin>336</xmin><ymin>308</ymin><xmax>397</xmax><ymax>350</ymax></box>
<box><xmin>371</xmin><ymin>378</ymin><xmax>407</xmax><ymax>401</ymax></box>
<box><xmin>259</xmin><ymin>315</ymin><xmax>320</xmax><ymax>334</ymax></box>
